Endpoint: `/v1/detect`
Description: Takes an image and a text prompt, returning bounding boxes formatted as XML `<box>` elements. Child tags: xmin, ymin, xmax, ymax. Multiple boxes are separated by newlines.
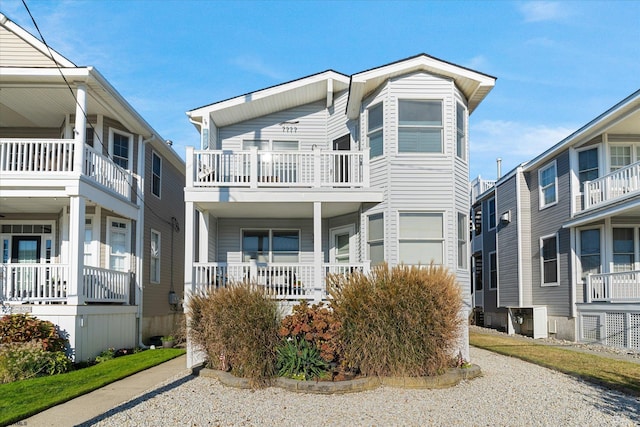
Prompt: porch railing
<box><xmin>0</xmin><ymin>139</ymin><xmax>75</xmax><ymax>172</ymax></box>
<box><xmin>583</xmin><ymin>161</ymin><xmax>640</xmax><ymax>210</ymax></box>
<box><xmin>189</xmin><ymin>147</ymin><xmax>369</xmax><ymax>189</ymax></box>
<box><xmin>586</xmin><ymin>270</ymin><xmax>640</xmax><ymax>302</ymax></box>
<box><xmin>83</xmin><ymin>266</ymin><xmax>130</xmax><ymax>303</ymax></box>
<box><xmin>84</xmin><ymin>147</ymin><xmax>131</xmax><ymax>199</ymax></box>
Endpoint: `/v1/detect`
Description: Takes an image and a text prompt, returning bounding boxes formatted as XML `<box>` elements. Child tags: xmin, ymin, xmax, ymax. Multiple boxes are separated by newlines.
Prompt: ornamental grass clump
<box><xmin>187</xmin><ymin>284</ymin><xmax>280</xmax><ymax>387</ymax></box>
<box><xmin>329</xmin><ymin>264</ymin><xmax>463</xmax><ymax>377</ymax></box>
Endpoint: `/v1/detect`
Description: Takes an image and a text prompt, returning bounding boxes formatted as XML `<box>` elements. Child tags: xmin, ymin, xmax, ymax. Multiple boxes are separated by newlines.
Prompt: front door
<box><xmin>330</xmin><ymin>225</ymin><xmax>355</xmax><ymax>265</ymax></box>
<box><xmin>11</xmin><ymin>236</ymin><xmax>41</xmax><ymax>297</ymax></box>
<box><xmin>333</xmin><ymin>135</ymin><xmax>350</xmax><ymax>183</ymax></box>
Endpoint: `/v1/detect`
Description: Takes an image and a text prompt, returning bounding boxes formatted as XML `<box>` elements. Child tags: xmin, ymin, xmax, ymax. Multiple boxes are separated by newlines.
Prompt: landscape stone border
<box><xmin>199</xmin><ymin>365</ymin><xmax>482</xmax><ymax>394</ymax></box>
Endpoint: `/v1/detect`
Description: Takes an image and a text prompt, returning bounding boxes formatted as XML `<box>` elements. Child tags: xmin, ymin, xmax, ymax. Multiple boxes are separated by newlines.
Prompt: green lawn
<box><xmin>0</xmin><ymin>348</ymin><xmax>185</xmax><ymax>426</ymax></box>
<box><xmin>470</xmin><ymin>331</ymin><xmax>640</xmax><ymax>396</ymax></box>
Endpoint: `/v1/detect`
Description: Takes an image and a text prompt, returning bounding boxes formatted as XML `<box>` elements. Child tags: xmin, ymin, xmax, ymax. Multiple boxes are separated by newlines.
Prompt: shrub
<box><xmin>276</xmin><ymin>337</ymin><xmax>329</xmax><ymax>381</ymax></box>
<box><xmin>0</xmin><ymin>341</ymin><xmax>72</xmax><ymax>383</ymax></box>
<box><xmin>0</xmin><ymin>314</ymin><xmax>67</xmax><ymax>352</ymax></box>
<box><xmin>187</xmin><ymin>284</ymin><xmax>280</xmax><ymax>387</ymax></box>
<box><xmin>329</xmin><ymin>264</ymin><xmax>463</xmax><ymax>377</ymax></box>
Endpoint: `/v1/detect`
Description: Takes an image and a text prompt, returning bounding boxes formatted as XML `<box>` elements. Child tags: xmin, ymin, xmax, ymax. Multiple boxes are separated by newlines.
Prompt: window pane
<box><xmin>243</xmin><ymin>231</ymin><xmax>269</xmax><ymax>262</ymax></box>
<box><xmin>399</xmin><ymin>241</ymin><xmax>442</xmax><ymax>264</ymax></box>
<box><xmin>544</xmin><ymin>260</ymin><xmax>558</xmax><ymax>283</ymax></box>
<box><xmin>368</xmin><ymin>214</ymin><xmax>384</xmax><ymax>241</ymax></box>
<box><xmin>610</xmin><ymin>146</ymin><xmax>631</xmax><ymax>170</ymax></box>
<box><xmin>399</xmin><ymin>100</ymin><xmax>441</xmax><ymax>126</ymax></box>
<box><xmin>544</xmin><ymin>186</ymin><xmax>556</xmax><ymax>205</ymax></box>
<box><xmin>152</xmin><ymin>153</ymin><xmax>161</xmax><ymax>175</ymax></box>
<box><xmin>542</xmin><ymin>236</ymin><xmax>557</xmax><ymax>259</ymax></box>
<box><xmin>272</xmin><ymin>141</ymin><xmax>299</xmax><ymax>150</ymax></box>
<box><xmin>456</xmin><ymin>103</ymin><xmax>465</xmax><ymax>133</ymax></box>
<box><xmin>613</xmin><ymin>228</ymin><xmax>634</xmax><ymax>252</ymax></box>
<box><xmin>398</xmin><ymin>128</ymin><xmax>442</xmax><ymax>153</ymax></box>
<box><xmin>273</xmin><ymin>231</ymin><xmax>299</xmax><ymax>252</ymax></box>
<box><xmin>399</xmin><ymin>213</ymin><xmax>442</xmax><ymax>239</ymax></box>
<box><xmin>369</xmin><ymin>130</ymin><xmax>383</xmax><ymax>158</ymax></box>
<box><xmin>581</xmin><ymin>255</ymin><xmax>601</xmax><ymax>276</ymax></box>
<box><xmin>368</xmin><ymin>103</ymin><xmax>383</xmax><ymax>131</ymax></box>
<box><xmin>242</xmin><ymin>140</ymin><xmax>268</xmax><ymax>150</ymax></box>
<box><xmin>369</xmin><ymin>242</ymin><xmax>384</xmax><ymax>265</ymax></box>
<box><xmin>336</xmin><ymin>234</ymin><xmax>349</xmax><ymax>256</ymax></box>
<box><xmin>580</xmin><ymin>229</ymin><xmax>600</xmax><ymax>255</ymax></box>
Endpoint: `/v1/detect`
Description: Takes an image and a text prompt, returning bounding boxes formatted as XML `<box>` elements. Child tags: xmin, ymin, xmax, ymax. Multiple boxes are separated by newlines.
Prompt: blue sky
<box><xmin>2</xmin><ymin>0</ymin><xmax>639</xmax><ymax>180</ymax></box>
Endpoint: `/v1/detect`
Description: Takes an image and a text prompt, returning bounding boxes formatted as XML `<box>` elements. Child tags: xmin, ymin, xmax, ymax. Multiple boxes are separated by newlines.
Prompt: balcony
<box><xmin>586</xmin><ymin>270</ymin><xmax>640</xmax><ymax>303</ymax></box>
<box><xmin>0</xmin><ymin>139</ymin><xmax>131</xmax><ymax>200</ymax></box>
<box><xmin>187</xmin><ymin>147</ymin><xmax>370</xmax><ymax>189</ymax></box>
<box><xmin>583</xmin><ymin>161</ymin><xmax>640</xmax><ymax>211</ymax></box>
<box><xmin>192</xmin><ymin>261</ymin><xmax>368</xmax><ymax>300</ymax></box>
<box><xmin>471</xmin><ymin>177</ymin><xmax>495</xmax><ymax>203</ymax></box>
<box><xmin>0</xmin><ymin>264</ymin><xmax>131</xmax><ymax>305</ymax></box>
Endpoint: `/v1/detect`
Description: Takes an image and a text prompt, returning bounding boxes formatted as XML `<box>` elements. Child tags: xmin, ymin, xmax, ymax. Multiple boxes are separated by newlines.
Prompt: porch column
<box><xmin>198</xmin><ymin>210</ymin><xmax>210</xmax><ymax>263</ymax></box>
<box><xmin>68</xmin><ymin>196</ymin><xmax>85</xmax><ymax>305</ymax></box>
<box><xmin>313</xmin><ymin>202</ymin><xmax>323</xmax><ymax>301</ymax></box>
<box><xmin>184</xmin><ymin>202</ymin><xmax>196</xmax><ymax>298</ymax></box>
<box><xmin>73</xmin><ymin>83</ymin><xmax>87</xmax><ymax>174</ymax></box>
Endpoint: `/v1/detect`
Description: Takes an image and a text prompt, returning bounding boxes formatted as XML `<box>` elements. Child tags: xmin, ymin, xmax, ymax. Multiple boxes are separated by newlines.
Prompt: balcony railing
<box><xmin>470</xmin><ymin>177</ymin><xmax>496</xmax><ymax>203</ymax></box>
<box><xmin>583</xmin><ymin>161</ymin><xmax>640</xmax><ymax>211</ymax></box>
<box><xmin>0</xmin><ymin>139</ymin><xmax>132</xmax><ymax>200</ymax></box>
<box><xmin>192</xmin><ymin>261</ymin><xmax>368</xmax><ymax>300</ymax></box>
<box><xmin>586</xmin><ymin>270</ymin><xmax>640</xmax><ymax>302</ymax></box>
<box><xmin>188</xmin><ymin>147</ymin><xmax>369</xmax><ymax>189</ymax></box>
<box><xmin>0</xmin><ymin>264</ymin><xmax>131</xmax><ymax>304</ymax></box>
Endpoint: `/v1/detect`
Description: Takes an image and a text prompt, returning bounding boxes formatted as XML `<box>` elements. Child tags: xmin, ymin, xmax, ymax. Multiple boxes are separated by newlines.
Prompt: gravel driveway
<box><xmin>88</xmin><ymin>347</ymin><xmax>639</xmax><ymax>426</ymax></box>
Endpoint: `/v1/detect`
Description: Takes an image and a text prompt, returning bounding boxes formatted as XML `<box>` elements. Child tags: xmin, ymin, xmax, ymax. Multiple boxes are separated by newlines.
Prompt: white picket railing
<box><xmin>83</xmin><ymin>266</ymin><xmax>130</xmax><ymax>303</ymax></box>
<box><xmin>190</xmin><ymin>147</ymin><xmax>369</xmax><ymax>189</ymax></box>
<box><xmin>0</xmin><ymin>139</ymin><xmax>75</xmax><ymax>172</ymax></box>
<box><xmin>586</xmin><ymin>270</ymin><xmax>640</xmax><ymax>302</ymax></box>
<box><xmin>84</xmin><ymin>147</ymin><xmax>131</xmax><ymax>199</ymax></box>
<box><xmin>583</xmin><ymin>161</ymin><xmax>640</xmax><ymax>210</ymax></box>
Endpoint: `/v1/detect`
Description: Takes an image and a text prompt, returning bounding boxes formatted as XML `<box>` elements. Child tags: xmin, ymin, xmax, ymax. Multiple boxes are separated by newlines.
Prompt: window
<box><xmin>150</xmin><ymin>230</ymin><xmax>161</xmax><ymax>283</ymax></box>
<box><xmin>613</xmin><ymin>228</ymin><xmax>634</xmax><ymax>272</ymax></box>
<box><xmin>399</xmin><ymin>212</ymin><xmax>443</xmax><ymax>265</ymax></box>
<box><xmin>457</xmin><ymin>213</ymin><xmax>467</xmax><ymax>269</ymax></box>
<box><xmin>242</xmin><ymin>230</ymin><xmax>299</xmax><ymax>263</ymax></box>
<box><xmin>108</xmin><ymin>219</ymin><xmax>130</xmax><ymax>272</ymax></box>
<box><xmin>84</xmin><ymin>218</ymin><xmax>95</xmax><ymax>267</ymax></box>
<box><xmin>456</xmin><ymin>102</ymin><xmax>466</xmax><ymax>160</ymax></box>
<box><xmin>488</xmin><ymin>198</ymin><xmax>496</xmax><ymax>230</ymax></box>
<box><xmin>367</xmin><ymin>103</ymin><xmax>383</xmax><ymax>159</ymax></box>
<box><xmin>489</xmin><ymin>252</ymin><xmax>497</xmax><ymax>289</ymax></box>
<box><xmin>152</xmin><ymin>152</ymin><xmax>162</xmax><ymax>198</ymax></box>
<box><xmin>85</xmin><ymin>127</ymin><xmax>94</xmax><ymax>148</ymax></box>
<box><xmin>579</xmin><ymin>228</ymin><xmax>601</xmax><ymax>280</ymax></box>
<box><xmin>610</xmin><ymin>146</ymin><xmax>631</xmax><ymax>171</ymax></box>
<box><xmin>539</xmin><ymin>161</ymin><xmax>557</xmax><ymax>208</ymax></box>
<box><xmin>110</xmin><ymin>130</ymin><xmax>131</xmax><ymax>169</ymax></box>
<box><xmin>398</xmin><ymin>100</ymin><xmax>443</xmax><ymax>153</ymax></box>
<box><xmin>541</xmin><ymin>235</ymin><xmax>559</xmax><ymax>286</ymax></box>
<box><xmin>367</xmin><ymin>213</ymin><xmax>384</xmax><ymax>265</ymax></box>
<box><xmin>578</xmin><ymin>147</ymin><xmax>599</xmax><ymax>191</ymax></box>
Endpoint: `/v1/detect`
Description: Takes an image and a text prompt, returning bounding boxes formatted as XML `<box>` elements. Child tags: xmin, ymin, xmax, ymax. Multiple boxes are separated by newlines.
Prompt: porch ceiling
<box><xmin>0</xmin><ymin>196</ymin><xmax>69</xmax><ymax>215</ymax></box>
<box><xmin>193</xmin><ymin>201</ymin><xmax>365</xmax><ymax>219</ymax></box>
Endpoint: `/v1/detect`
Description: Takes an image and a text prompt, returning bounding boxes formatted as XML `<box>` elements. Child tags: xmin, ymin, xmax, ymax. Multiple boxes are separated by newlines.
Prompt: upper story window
<box><xmin>367</xmin><ymin>103</ymin><xmax>384</xmax><ymax>159</ymax></box>
<box><xmin>457</xmin><ymin>213</ymin><xmax>467</xmax><ymax>269</ymax></box>
<box><xmin>398</xmin><ymin>100</ymin><xmax>443</xmax><ymax>153</ymax></box>
<box><xmin>456</xmin><ymin>102</ymin><xmax>466</xmax><ymax>160</ymax></box>
<box><xmin>110</xmin><ymin>130</ymin><xmax>132</xmax><ymax>170</ymax></box>
<box><xmin>609</xmin><ymin>144</ymin><xmax>639</xmax><ymax>172</ymax></box>
<box><xmin>540</xmin><ymin>234</ymin><xmax>559</xmax><ymax>286</ymax></box>
<box><xmin>152</xmin><ymin>152</ymin><xmax>162</xmax><ymax>198</ymax></box>
<box><xmin>398</xmin><ymin>212</ymin><xmax>443</xmax><ymax>265</ymax></box>
<box><xmin>487</xmin><ymin>198</ymin><xmax>496</xmax><ymax>230</ymax></box>
<box><xmin>578</xmin><ymin>147</ymin><xmax>599</xmax><ymax>191</ymax></box>
<box><xmin>539</xmin><ymin>161</ymin><xmax>558</xmax><ymax>209</ymax></box>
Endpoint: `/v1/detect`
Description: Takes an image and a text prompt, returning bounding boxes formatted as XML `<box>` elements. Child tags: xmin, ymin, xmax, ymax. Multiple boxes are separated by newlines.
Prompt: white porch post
<box><xmin>198</xmin><ymin>210</ymin><xmax>210</xmax><ymax>263</ymax></box>
<box><xmin>73</xmin><ymin>83</ymin><xmax>87</xmax><ymax>174</ymax></box>
<box><xmin>184</xmin><ymin>202</ymin><xmax>196</xmax><ymax>299</ymax></box>
<box><xmin>68</xmin><ymin>196</ymin><xmax>85</xmax><ymax>305</ymax></box>
<box><xmin>313</xmin><ymin>202</ymin><xmax>323</xmax><ymax>301</ymax></box>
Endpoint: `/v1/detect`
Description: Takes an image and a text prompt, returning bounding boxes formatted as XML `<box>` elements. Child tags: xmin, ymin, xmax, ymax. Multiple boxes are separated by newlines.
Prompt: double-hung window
<box><xmin>367</xmin><ymin>213</ymin><xmax>384</xmax><ymax>265</ymax></box>
<box><xmin>541</xmin><ymin>234</ymin><xmax>559</xmax><ymax>286</ymax></box>
<box><xmin>150</xmin><ymin>230</ymin><xmax>161</xmax><ymax>283</ymax></box>
<box><xmin>398</xmin><ymin>100</ymin><xmax>443</xmax><ymax>153</ymax></box>
<box><xmin>579</xmin><ymin>228</ymin><xmax>601</xmax><ymax>280</ymax></box>
<box><xmin>489</xmin><ymin>252</ymin><xmax>497</xmax><ymax>289</ymax></box>
<box><xmin>242</xmin><ymin>230</ymin><xmax>299</xmax><ymax>263</ymax></box>
<box><xmin>399</xmin><ymin>212</ymin><xmax>443</xmax><ymax>265</ymax></box>
<box><xmin>457</xmin><ymin>213</ymin><xmax>467</xmax><ymax>269</ymax></box>
<box><xmin>152</xmin><ymin>152</ymin><xmax>162</xmax><ymax>198</ymax></box>
<box><xmin>108</xmin><ymin>219</ymin><xmax>130</xmax><ymax>272</ymax></box>
<box><xmin>578</xmin><ymin>147</ymin><xmax>599</xmax><ymax>192</ymax></box>
<box><xmin>110</xmin><ymin>130</ymin><xmax>132</xmax><ymax>170</ymax></box>
<box><xmin>488</xmin><ymin>198</ymin><xmax>496</xmax><ymax>230</ymax></box>
<box><xmin>612</xmin><ymin>228</ymin><xmax>635</xmax><ymax>272</ymax></box>
<box><xmin>610</xmin><ymin>146</ymin><xmax>632</xmax><ymax>171</ymax></box>
<box><xmin>367</xmin><ymin>103</ymin><xmax>384</xmax><ymax>159</ymax></box>
<box><xmin>456</xmin><ymin>102</ymin><xmax>466</xmax><ymax>160</ymax></box>
<box><xmin>539</xmin><ymin>161</ymin><xmax>557</xmax><ymax>208</ymax></box>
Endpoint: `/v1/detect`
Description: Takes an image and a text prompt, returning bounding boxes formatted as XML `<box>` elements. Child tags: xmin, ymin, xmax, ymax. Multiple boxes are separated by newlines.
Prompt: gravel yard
<box><xmin>87</xmin><ymin>346</ymin><xmax>639</xmax><ymax>426</ymax></box>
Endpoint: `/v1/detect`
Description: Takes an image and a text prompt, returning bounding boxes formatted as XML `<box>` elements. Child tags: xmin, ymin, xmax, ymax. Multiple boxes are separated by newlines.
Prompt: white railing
<box><xmin>0</xmin><ymin>264</ymin><xmax>69</xmax><ymax>302</ymax></box>
<box><xmin>0</xmin><ymin>139</ymin><xmax>75</xmax><ymax>173</ymax></box>
<box><xmin>190</xmin><ymin>147</ymin><xmax>369</xmax><ymax>189</ymax></box>
<box><xmin>84</xmin><ymin>147</ymin><xmax>132</xmax><ymax>199</ymax></box>
<box><xmin>586</xmin><ymin>270</ymin><xmax>640</xmax><ymax>302</ymax></box>
<box><xmin>470</xmin><ymin>177</ymin><xmax>496</xmax><ymax>203</ymax></box>
<box><xmin>83</xmin><ymin>266</ymin><xmax>130</xmax><ymax>303</ymax></box>
<box><xmin>583</xmin><ymin>161</ymin><xmax>640</xmax><ymax>210</ymax></box>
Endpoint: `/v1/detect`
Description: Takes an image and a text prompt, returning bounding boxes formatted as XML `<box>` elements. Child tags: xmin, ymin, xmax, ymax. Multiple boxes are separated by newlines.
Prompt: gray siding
<box><xmin>496</xmin><ymin>175</ymin><xmax>520</xmax><ymax>307</ymax></box>
<box><xmin>480</xmin><ymin>196</ymin><xmax>498</xmax><ymax>312</ymax></box>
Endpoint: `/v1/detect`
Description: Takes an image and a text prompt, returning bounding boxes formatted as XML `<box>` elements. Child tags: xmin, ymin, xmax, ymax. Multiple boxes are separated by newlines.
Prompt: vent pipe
<box><xmin>497</xmin><ymin>158</ymin><xmax>502</xmax><ymax>179</ymax></box>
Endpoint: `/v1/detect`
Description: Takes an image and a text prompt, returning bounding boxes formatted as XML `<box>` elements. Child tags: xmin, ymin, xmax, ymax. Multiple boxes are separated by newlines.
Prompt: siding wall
<box><xmin>496</xmin><ymin>175</ymin><xmax>520</xmax><ymax>307</ymax></box>
<box><xmin>0</xmin><ymin>25</ymin><xmax>62</xmax><ymax>67</ymax></box>
<box><xmin>480</xmin><ymin>196</ymin><xmax>499</xmax><ymax>312</ymax></box>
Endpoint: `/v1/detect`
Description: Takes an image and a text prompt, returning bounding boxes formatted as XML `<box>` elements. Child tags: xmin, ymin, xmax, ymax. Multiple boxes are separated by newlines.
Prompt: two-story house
<box><xmin>471</xmin><ymin>90</ymin><xmax>640</xmax><ymax>350</ymax></box>
<box><xmin>0</xmin><ymin>13</ymin><xmax>185</xmax><ymax>360</ymax></box>
<box><xmin>183</xmin><ymin>54</ymin><xmax>496</xmax><ymax>367</ymax></box>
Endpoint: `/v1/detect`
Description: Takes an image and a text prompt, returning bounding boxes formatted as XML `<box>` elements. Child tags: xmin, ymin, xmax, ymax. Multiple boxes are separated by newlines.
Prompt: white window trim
<box><xmin>610</xmin><ymin>226</ymin><xmax>638</xmax><ymax>273</ymax></box>
<box><xmin>397</xmin><ymin>210</ymin><xmax>445</xmax><ymax>266</ymax></box>
<box><xmin>538</xmin><ymin>160</ymin><xmax>558</xmax><ymax>210</ymax></box>
<box><xmin>329</xmin><ymin>224</ymin><xmax>356</xmax><ymax>265</ymax></box>
<box><xmin>577</xmin><ymin>225</ymin><xmax>603</xmax><ymax>284</ymax></box>
<box><xmin>0</xmin><ymin>220</ymin><xmax>56</xmax><ymax>263</ymax></box>
<box><xmin>608</xmin><ymin>143</ymin><xmax>640</xmax><ymax>172</ymax></box>
<box><xmin>106</xmin><ymin>216</ymin><xmax>131</xmax><ymax>272</ymax></box>
<box><xmin>455</xmin><ymin>102</ymin><xmax>467</xmax><ymax>162</ymax></box>
<box><xmin>540</xmin><ymin>233</ymin><xmax>560</xmax><ymax>287</ymax></box>
<box><xmin>575</xmin><ymin>145</ymin><xmax>600</xmax><ymax>194</ymax></box>
<box><xmin>240</xmin><ymin>228</ymin><xmax>301</xmax><ymax>263</ymax></box>
<box><xmin>108</xmin><ymin>128</ymin><xmax>133</xmax><ymax>171</ymax></box>
<box><xmin>396</xmin><ymin>98</ymin><xmax>444</xmax><ymax>155</ymax></box>
<box><xmin>367</xmin><ymin>212</ymin><xmax>385</xmax><ymax>265</ymax></box>
<box><xmin>150</xmin><ymin>229</ymin><xmax>161</xmax><ymax>284</ymax></box>
<box><xmin>488</xmin><ymin>251</ymin><xmax>497</xmax><ymax>290</ymax></box>
<box><xmin>487</xmin><ymin>197</ymin><xmax>497</xmax><ymax>231</ymax></box>
<box><xmin>367</xmin><ymin>102</ymin><xmax>384</xmax><ymax>160</ymax></box>
<box><xmin>151</xmin><ymin>151</ymin><xmax>162</xmax><ymax>199</ymax></box>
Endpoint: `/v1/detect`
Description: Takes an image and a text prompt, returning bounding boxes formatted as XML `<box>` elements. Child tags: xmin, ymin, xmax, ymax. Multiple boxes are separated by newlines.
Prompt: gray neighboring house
<box><xmin>471</xmin><ymin>90</ymin><xmax>640</xmax><ymax>350</ymax></box>
<box><xmin>183</xmin><ymin>54</ymin><xmax>496</xmax><ymax>367</ymax></box>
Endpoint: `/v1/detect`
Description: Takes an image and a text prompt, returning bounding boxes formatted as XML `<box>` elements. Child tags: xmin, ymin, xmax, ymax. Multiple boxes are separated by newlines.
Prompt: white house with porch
<box><xmin>0</xmin><ymin>13</ymin><xmax>185</xmax><ymax>360</ymax></box>
<box><xmin>183</xmin><ymin>54</ymin><xmax>496</xmax><ymax>367</ymax></box>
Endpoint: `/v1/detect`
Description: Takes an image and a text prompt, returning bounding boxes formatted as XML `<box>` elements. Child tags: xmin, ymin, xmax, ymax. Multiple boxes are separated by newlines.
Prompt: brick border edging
<box><xmin>199</xmin><ymin>364</ymin><xmax>482</xmax><ymax>394</ymax></box>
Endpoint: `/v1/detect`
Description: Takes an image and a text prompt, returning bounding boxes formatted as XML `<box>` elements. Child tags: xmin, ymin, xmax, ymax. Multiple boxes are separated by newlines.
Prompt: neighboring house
<box><xmin>0</xmin><ymin>13</ymin><xmax>185</xmax><ymax>360</ymax></box>
<box><xmin>183</xmin><ymin>54</ymin><xmax>496</xmax><ymax>367</ymax></box>
<box><xmin>471</xmin><ymin>90</ymin><xmax>640</xmax><ymax>350</ymax></box>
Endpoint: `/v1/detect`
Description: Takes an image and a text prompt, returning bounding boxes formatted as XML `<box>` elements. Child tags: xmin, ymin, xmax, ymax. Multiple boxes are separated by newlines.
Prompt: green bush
<box><xmin>0</xmin><ymin>314</ymin><xmax>67</xmax><ymax>352</ymax></box>
<box><xmin>329</xmin><ymin>264</ymin><xmax>463</xmax><ymax>377</ymax></box>
<box><xmin>187</xmin><ymin>284</ymin><xmax>280</xmax><ymax>387</ymax></box>
<box><xmin>276</xmin><ymin>337</ymin><xmax>329</xmax><ymax>381</ymax></box>
<box><xmin>0</xmin><ymin>341</ymin><xmax>72</xmax><ymax>383</ymax></box>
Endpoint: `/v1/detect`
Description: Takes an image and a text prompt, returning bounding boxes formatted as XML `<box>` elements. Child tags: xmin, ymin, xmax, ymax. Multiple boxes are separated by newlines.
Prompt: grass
<box><xmin>470</xmin><ymin>331</ymin><xmax>640</xmax><ymax>396</ymax></box>
<box><xmin>0</xmin><ymin>348</ymin><xmax>185</xmax><ymax>426</ymax></box>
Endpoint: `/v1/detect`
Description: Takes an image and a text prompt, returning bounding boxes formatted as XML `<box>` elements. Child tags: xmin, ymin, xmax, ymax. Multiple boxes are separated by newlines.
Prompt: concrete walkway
<box><xmin>21</xmin><ymin>354</ymin><xmax>189</xmax><ymax>427</ymax></box>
